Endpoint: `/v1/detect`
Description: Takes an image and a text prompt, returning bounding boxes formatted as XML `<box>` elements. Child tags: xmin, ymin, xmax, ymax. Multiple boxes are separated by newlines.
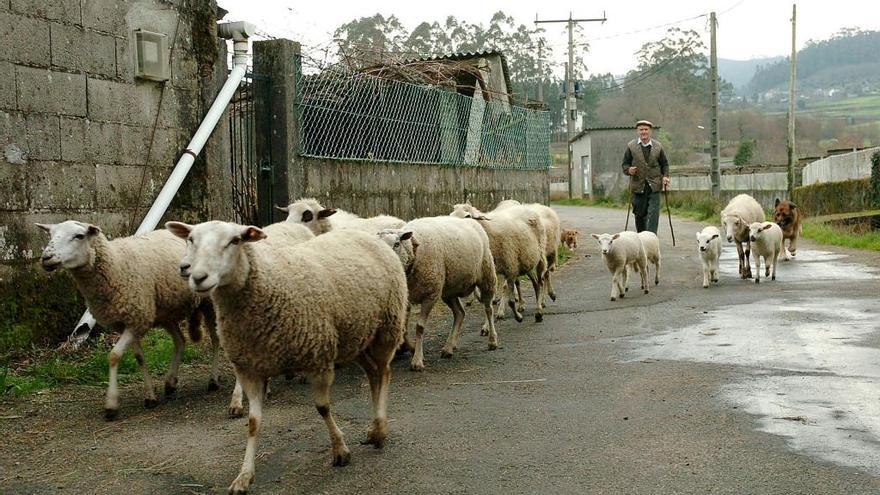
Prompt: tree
<box><xmin>734</xmin><ymin>140</ymin><xmax>755</xmax><ymax>165</ymax></box>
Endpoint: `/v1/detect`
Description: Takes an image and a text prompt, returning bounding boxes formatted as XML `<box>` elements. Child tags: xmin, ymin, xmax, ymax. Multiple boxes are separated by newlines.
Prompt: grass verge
<box><xmin>1</xmin><ymin>332</ymin><xmax>208</xmax><ymax>397</ymax></box>
<box><xmin>801</xmin><ymin>220</ymin><xmax>880</xmax><ymax>251</ymax></box>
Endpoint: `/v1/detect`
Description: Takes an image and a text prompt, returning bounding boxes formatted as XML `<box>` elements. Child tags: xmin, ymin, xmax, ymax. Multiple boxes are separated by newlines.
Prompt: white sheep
<box><xmin>720</xmin><ymin>194</ymin><xmax>765</xmax><ymax>279</ymax></box>
<box><xmin>748</xmin><ymin>221</ymin><xmax>783</xmax><ymax>284</ymax></box>
<box><xmin>377</xmin><ymin>216</ymin><xmax>498</xmax><ymax>371</ymax></box>
<box><xmin>496</xmin><ymin>199</ymin><xmax>562</xmax><ymax>304</ymax></box>
<box><xmin>165</xmin><ymin>221</ymin><xmax>408</xmax><ymax>495</ymax></box>
<box><xmin>449</xmin><ymin>202</ymin><xmax>547</xmax><ymax>324</ymax></box>
<box><xmin>591</xmin><ymin>232</ymin><xmax>649</xmax><ymax>301</ymax></box>
<box><xmin>696</xmin><ymin>226</ymin><xmax>722</xmax><ymax>288</ymax></box>
<box><xmin>277</xmin><ymin>198</ymin><xmax>404</xmax><ymax>236</ymax></box>
<box><xmin>637</xmin><ymin>231</ymin><xmax>661</xmax><ymax>286</ymax></box>
<box><xmin>36</xmin><ymin>221</ymin><xmax>220</xmax><ymax>420</ymax></box>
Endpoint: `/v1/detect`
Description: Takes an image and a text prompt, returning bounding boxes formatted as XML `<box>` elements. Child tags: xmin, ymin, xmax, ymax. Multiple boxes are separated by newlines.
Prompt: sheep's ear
<box><xmin>399</xmin><ymin>231</ymin><xmax>414</xmax><ymax>242</ymax></box>
<box><xmin>410</xmin><ymin>236</ymin><xmax>420</xmax><ymax>254</ymax></box>
<box><xmin>762</xmin><ymin>223</ymin><xmax>774</xmax><ymax>231</ymax></box>
<box><xmin>789</xmin><ymin>202</ymin><xmax>797</xmax><ymax>209</ymax></box>
<box><xmin>165</xmin><ymin>221</ymin><xmax>192</xmax><ymax>239</ymax></box>
<box><xmin>775</xmin><ymin>198</ymin><xmax>781</xmax><ymax>207</ymax></box>
<box><xmin>301</xmin><ymin>210</ymin><xmax>314</xmax><ymax>223</ymax></box>
<box><xmin>35</xmin><ymin>223</ymin><xmax>53</xmax><ymax>233</ymax></box>
<box><xmin>612</xmin><ymin>233</ymin><xmax>620</xmax><ymax>240</ymax></box>
<box><xmin>591</xmin><ymin>234</ymin><xmax>600</xmax><ymax>239</ymax></box>
<box><xmin>695</xmin><ymin>232</ymin><xmax>701</xmax><ymax>240</ymax></box>
<box><xmin>318</xmin><ymin>208</ymin><xmax>336</xmax><ymax>219</ymax></box>
<box><xmin>274</xmin><ymin>205</ymin><xmax>290</xmax><ymax>213</ymax></box>
<box><xmin>240</xmin><ymin>226</ymin><xmax>267</xmax><ymax>242</ymax></box>
<box><xmin>711</xmin><ymin>234</ymin><xmax>719</xmax><ymax>240</ymax></box>
<box><xmin>85</xmin><ymin>224</ymin><xmax>101</xmax><ymax>236</ymax></box>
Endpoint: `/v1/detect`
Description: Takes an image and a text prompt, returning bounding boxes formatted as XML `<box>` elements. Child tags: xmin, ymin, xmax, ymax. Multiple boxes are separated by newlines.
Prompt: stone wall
<box><xmin>0</xmin><ymin>0</ymin><xmax>229</xmax><ymax>354</ymax></box>
<box><xmin>801</xmin><ymin>147</ymin><xmax>879</xmax><ymax>186</ymax></box>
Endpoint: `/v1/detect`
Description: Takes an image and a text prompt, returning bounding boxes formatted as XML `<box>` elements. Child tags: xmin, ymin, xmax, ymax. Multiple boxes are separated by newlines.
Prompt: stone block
<box><xmin>60</xmin><ymin>117</ymin><xmax>86</xmax><ymax>162</ymax></box>
<box><xmin>11</xmin><ymin>0</ymin><xmax>80</xmax><ymax>24</ymax></box>
<box><xmin>84</xmin><ymin>120</ymin><xmax>120</xmax><ymax>163</ymax></box>
<box><xmin>1</xmin><ymin>111</ymin><xmax>27</xmax><ymax>165</ymax></box>
<box><xmin>0</xmin><ymin>61</ymin><xmax>15</xmax><ymax>110</ymax></box>
<box><xmin>158</xmin><ymin>86</ymin><xmax>200</xmax><ymax>130</ymax></box>
<box><xmin>95</xmin><ymin>164</ymin><xmax>165</xmax><ymax>208</ymax></box>
<box><xmin>81</xmin><ymin>0</ymin><xmax>129</xmax><ymax>36</ymax></box>
<box><xmin>17</xmin><ymin>67</ymin><xmax>87</xmax><ymax>116</ymax></box>
<box><xmin>170</xmin><ymin>48</ymin><xmax>199</xmax><ymax>89</ymax></box>
<box><xmin>28</xmin><ymin>162</ymin><xmax>97</xmax><ymax>209</ymax></box>
<box><xmin>50</xmin><ymin>24</ymin><xmax>117</xmax><ymax>77</ymax></box>
<box><xmin>87</xmin><ymin>78</ymin><xmax>158</xmax><ymax>126</ymax></box>
<box><xmin>0</xmin><ymin>162</ymin><xmax>27</xmax><ymax>210</ymax></box>
<box><xmin>0</xmin><ymin>11</ymin><xmax>51</xmax><ymax>66</ymax></box>
<box><xmin>25</xmin><ymin>113</ymin><xmax>60</xmax><ymax>160</ymax></box>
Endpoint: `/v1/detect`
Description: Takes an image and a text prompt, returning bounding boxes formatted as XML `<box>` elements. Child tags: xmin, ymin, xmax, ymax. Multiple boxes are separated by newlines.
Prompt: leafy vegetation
<box><xmin>801</xmin><ymin>220</ymin><xmax>880</xmax><ymax>252</ymax></box>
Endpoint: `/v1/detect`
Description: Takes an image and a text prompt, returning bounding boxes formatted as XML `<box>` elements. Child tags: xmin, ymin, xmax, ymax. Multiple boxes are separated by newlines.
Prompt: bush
<box><xmin>792</xmin><ymin>177</ymin><xmax>872</xmax><ymax>217</ymax></box>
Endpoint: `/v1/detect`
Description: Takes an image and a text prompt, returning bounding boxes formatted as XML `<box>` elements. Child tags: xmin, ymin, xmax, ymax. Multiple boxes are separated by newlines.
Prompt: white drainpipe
<box><xmin>68</xmin><ymin>21</ymin><xmax>257</xmax><ymax>348</ymax></box>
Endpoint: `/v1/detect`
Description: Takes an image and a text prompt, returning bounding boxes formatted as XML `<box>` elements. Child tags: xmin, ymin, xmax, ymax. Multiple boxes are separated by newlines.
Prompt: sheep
<box><xmin>696</xmin><ymin>226</ymin><xmax>722</xmax><ymax>288</ymax></box>
<box><xmin>637</xmin><ymin>231</ymin><xmax>661</xmax><ymax>286</ymax></box>
<box><xmin>277</xmin><ymin>198</ymin><xmax>404</xmax><ymax>236</ymax></box>
<box><xmin>591</xmin><ymin>232</ymin><xmax>649</xmax><ymax>301</ymax></box>
<box><xmin>165</xmin><ymin>221</ymin><xmax>408</xmax><ymax>495</ymax></box>
<box><xmin>377</xmin><ymin>216</ymin><xmax>498</xmax><ymax>371</ymax></box>
<box><xmin>720</xmin><ymin>194</ymin><xmax>765</xmax><ymax>279</ymax></box>
<box><xmin>35</xmin><ymin>221</ymin><xmax>220</xmax><ymax>420</ymax></box>
<box><xmin>449</xmin><ymin>202</ymin><xmax>547</xmax><ymax>324</ymax></box>
<box><xmin>225</xmin><ymin>220</ymin><xmax>315</xmax><ymax>417</ymax></box>
<box><xmin>495</xmin><ymin>199</ymin><xmax>562</xmax><ymax>304</ymax></box>
<box><xmin>561</xmin><ymin>228</ymin><xmax>579</xmax><ymax>250</ymax></box>
<box><xmin>748</xmin><ymin>221</ymin><xmax>784</xmax><ymax>284</ymax></box>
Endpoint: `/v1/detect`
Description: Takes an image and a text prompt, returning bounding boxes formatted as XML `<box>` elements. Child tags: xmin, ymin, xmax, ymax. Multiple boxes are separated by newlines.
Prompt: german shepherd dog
<box><xmin>773</xmin><ymin>198</ymin><xmax>801</xmax><ymax>260</ymax></box>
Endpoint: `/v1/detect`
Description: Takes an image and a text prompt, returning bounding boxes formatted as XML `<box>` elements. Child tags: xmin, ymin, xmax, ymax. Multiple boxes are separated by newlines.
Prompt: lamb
<box><xmin>35</xmin><ymin>221</ymin><xmax>220</xmax><ymax>420</ymax></box>
<box><xmin>495</xmin><ymin>199</ymin><xmax>562</xmax><ymax>303</ymax></box>
<box><xmin>377</xmin><ymin>216</ymin><xmax>498</xmax><ymax>371</ymax></box>
<box><xmin>637</xmin><ymin>231</ymin><xmax>661</xmax><ymax>286</ymax></box>
<box><xmin>696</xmin><ymin>226</ymin><xmax>722</xmax><ymax>288</ymax></box>
<box><xmin>591</xmin><ymin>232</ymin><xmax>649</xmax><ymax>301</ymax></box>
<box><xmin>720</xmin><ymin>194</ymin><xmax>765</xmax><ymax>279</ymax></box>
<box><xmin>449</xmin><ymin>202</ymin><xmax>547</xmax><ymax>324</ymax></box>
<box><xmin>748</xmin><ymin>221</ymin><xmax>784</xmax><ymax>284</ymax></box>
<box><xmin>277</xmin><ymin>197</ymin><xmax>404</xmax><ymax>236</ymax></box>
<box><xmin>165</xmin><ymin>221</ymin><xmax>408</xmax><ymax>495</ymax></box>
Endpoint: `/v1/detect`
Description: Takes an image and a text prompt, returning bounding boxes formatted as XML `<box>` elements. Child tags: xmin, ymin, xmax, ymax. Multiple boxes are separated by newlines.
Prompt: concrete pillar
<box><xmin>254</xmin><ymin>38</ymin><xmax>303</xmax><ymax>225</ymax></box>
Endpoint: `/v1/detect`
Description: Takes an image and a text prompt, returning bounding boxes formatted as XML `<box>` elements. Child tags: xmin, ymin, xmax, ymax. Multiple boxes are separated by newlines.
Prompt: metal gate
<box><xmin>228</xmin><ymin>72</ymin><xmax>273</xmax><ymax>226</ymax></box>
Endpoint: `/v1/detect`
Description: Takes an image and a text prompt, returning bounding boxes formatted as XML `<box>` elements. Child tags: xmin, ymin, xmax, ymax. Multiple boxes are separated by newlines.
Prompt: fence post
<box><xmin>254</xmin><ymin>39</ymin><xmax>303</xmax><ymax>225</ymax></box>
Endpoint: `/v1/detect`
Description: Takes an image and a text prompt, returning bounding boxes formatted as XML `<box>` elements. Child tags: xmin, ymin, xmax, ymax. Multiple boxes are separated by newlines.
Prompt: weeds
<box><xmin>801</xmin><ymin>220</ymin><xmax>880</xmax><ymax>251</ymax></box>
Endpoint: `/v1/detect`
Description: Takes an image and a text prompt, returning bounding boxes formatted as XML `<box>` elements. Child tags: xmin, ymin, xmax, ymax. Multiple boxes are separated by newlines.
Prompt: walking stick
<box><xmin>624</xmin><ymin>172</ymin><xmax>634</xmax><ymax>231</ymax></box>
<box><xmin>664</xmin><ymin>185</ymin><xmax>676</xmax><ymax>246</ymax></box>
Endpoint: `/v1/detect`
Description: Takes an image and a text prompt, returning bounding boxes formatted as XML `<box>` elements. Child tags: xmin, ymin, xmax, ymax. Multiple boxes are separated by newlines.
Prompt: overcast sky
<box><xmin>218</xmin><ymin>0</ymin><xmax>879</xmax><ymax>76</ymax></box>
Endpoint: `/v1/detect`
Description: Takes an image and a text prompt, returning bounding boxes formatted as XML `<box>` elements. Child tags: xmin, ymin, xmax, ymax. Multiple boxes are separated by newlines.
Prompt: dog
<box><xmin>773</xmin><ymin>198</ymin><xmax>801</xmax><ymax>260</ymax></box>
<box><xmin>560</xmin><ymin>228</ymin><xmax>579</xmax><ymax>250</ymax></box>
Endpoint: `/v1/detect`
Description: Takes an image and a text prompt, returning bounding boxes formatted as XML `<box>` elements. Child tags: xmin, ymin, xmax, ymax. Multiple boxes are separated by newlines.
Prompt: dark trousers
<box><xmin>632</xmin><ymin>185</ymin><xmax>661</xmax><ymax>233</ymax></box>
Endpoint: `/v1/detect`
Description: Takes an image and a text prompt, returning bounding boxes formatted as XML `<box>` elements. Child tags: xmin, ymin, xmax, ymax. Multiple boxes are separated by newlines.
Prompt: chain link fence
<box><xmin>295</xmin><ymin>68</ymin><xmax>551</xmax><ymax>170</ymax></box>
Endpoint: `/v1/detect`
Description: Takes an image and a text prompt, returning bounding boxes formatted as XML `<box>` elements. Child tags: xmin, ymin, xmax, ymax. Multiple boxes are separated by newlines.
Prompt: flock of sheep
<box><xmin>33</xmin><ymin>191</ymin><xmax>793</xmax><ymax>494</ymax></box>
<box><xmin>35</xmin><ymin>197</ymin><xmax>566</xmax><ymax>494</ymax></box>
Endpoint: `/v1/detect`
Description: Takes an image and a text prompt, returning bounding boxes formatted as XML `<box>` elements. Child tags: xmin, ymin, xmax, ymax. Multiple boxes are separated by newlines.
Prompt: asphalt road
<box><xmin>2</xmin><ymin>205</ymin><xmax>880</xmax><ymax>494</ymax></box>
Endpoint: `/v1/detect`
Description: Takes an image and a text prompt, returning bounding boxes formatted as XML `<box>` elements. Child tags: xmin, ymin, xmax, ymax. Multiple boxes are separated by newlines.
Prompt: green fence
<box><xmin>295</xmin><ymin>70</ymin><xmax>551</xmax><ymax>170</ymax></box>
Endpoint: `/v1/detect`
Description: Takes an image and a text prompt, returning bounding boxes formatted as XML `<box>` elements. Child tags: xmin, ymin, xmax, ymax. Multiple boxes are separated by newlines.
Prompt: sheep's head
<box><xmin>449</xmin><ymin>203</ymin><xmax>487</xmax><ymax>220</ymax></box>
<box><xmin>748</xmin><ymin>222</ymin><xmax>775</xmax><ymax>243</ymax></box>
<box><xmin>166</xmin><ymin>221</ymin><xmax>266</xmax><ymax>294</ymax></box>
<box><xmin>377</xmin><ymin>229</ymin><xmax>418</xmax><ymax>272</ymax></box>
<box><xmin>276</xmin><ymin>198</ymin><xmax>336</xmax><ymax>235</ymax></box>
<box><xmin>591</xmin><ymin>233</ymin><xmax>619</xmax><ymax>255</ymax></box>
<box><xmin>495</xmin><ymin>199</ymin><xmax>521</xmax><ymax>210</ymax></box>
<box><xmin>721</xmin><ymin>214</ymin><xmax>745</xmax><ymax>243</ymax></box>
<box><xmin>695</xmin><ymin>230</ymin><xmax>720</xmax><ymax>252</ymax></box>
<box><xmin>35</xmin><ymin>221</ymin><xmax>102</xmax><ymax>272</ymax></box>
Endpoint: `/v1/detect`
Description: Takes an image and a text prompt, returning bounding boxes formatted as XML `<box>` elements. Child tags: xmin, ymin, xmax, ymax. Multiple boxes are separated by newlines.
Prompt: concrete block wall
<box><xmin>802</xmin><ymin>147</ymin><xmax>879</xmax><ymax>186</ymax></box>
<box><xmin>0</xmin><ymin>0</ymin><xmax>230</xmax><ymax>352</ymax></box>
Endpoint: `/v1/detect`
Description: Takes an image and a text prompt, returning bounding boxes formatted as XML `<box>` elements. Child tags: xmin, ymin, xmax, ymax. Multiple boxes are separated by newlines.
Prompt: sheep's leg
<box><xmin>228</xmin><ymin>375</ymin><xmax>266</xmax><ymax>495</ymax></box>
<box><xmin>753</xmin><ymin>252</ymin><xmax>762</xmax><ymax>284</ymax></box>
<box><xmin>504</xmin><ymin>278</ymin><xmax>524</xmax><ymax>322</ymax></box>
<box><xmin>206</xmin><ymin>310</ymin><xmax>221</xmax><ymax>391</ymax></box>
<box><xmin>478</xmin><ymin>283</ymin><xmax>499</xmax><ymax>350</ymax></box>
<box><xmin>410</xmin><ymin>301</ymin><xmax>435</xmax><ymax>371</ymax></box>
<box><xmin>772</xmin><ymin>249</ymin><xmax>779</xmax><ymax>280</ymax></box>
<box><xmin>357</xmin><ymin>355</ymin><xmax>390</xmax><ymax>448</ymax></box>
<box><xmin>654</xmin><ymin>258</ymin><xmax>661</xmax><ymax>285</ymax></box>
<box><xmin>310</xmin><ymin>369</ymin><xmax>350</xmax><ymax>467</ymax></box>
<box><xmin>526</xmin><ymin>270</ymin><xmax>544</xmax><ymax>322</ymax></box>
<box><xmin>736</xmin><ymin>241</ymin><xmax>747</xmax><ymax>279</ymax></box>
<box><xmin>164</xmin><ymin>327</ymin><xmax>185</xmax><ymax>397</ymax></box>
<box><xmin>639</xmin><ymin>261</ymin><xmax>649</xmax><ymax>294</ymax></box>
<box><xmin>744</xmin><ymin>241</ymin><xmax>754</xmax><ymax>279</ymax></box>
<box><xmin>610</xmin><ymin>270</ymin><xmax>620</xmax><ymax>301</ymax></box>
<box><xmin>494</xmin><ymin>276</ymin><xmax>509</xmax><ymax>321</ymax></box>
<box><xmin>398</xmin><ymin>304</ymin><xmax>415</xmax><ymax>354</ymax></box>
<box><xmin>545</xmin><ymin>252</ymin><xmax>557</xmax><ymax>301</ymax></box>
<box><xmin>513</xmin><ymin>279</ymin><xmax>525</xmax><ymax>313</ymax></box>
<box><xmin>104</xmin><ymin>329</ymin><xmax>136</xmax><ymax>419</ymax></box>
<box><xmin>441</xmin><ymin>297</ymin><xmax>465</xmax><ymax>358</ymax></box>
<box><xmin>621</xmin><ymin>266</ymin><xmax>629</xmax><ymax>294</ymax></box>
<box><xmin>228</xmin><ymin>374</ymin><xmax>244</xmax><ymax>418</ymax></box>
<box><xmin>129</xmin><ymin>338</ymin><xmax>158</xmax><ymax>409</ymax></box>
<box><xmin>702</xmin><ymin>262</ymin><xmax>710</xmax><ymax>288</ymax></box>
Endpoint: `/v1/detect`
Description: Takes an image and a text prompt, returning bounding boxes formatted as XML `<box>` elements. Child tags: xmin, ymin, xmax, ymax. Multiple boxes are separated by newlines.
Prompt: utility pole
<box><xmin>709</xmin><ymin>12</ymin><xmax>720</xmax><ymax>198</ymax></box>
<box><xmin>537</xmin><ymin>39</ymin><xmax>544</xmax><ymax>103</ymax></box>
<box><xmin>787</xmin><ymin>3</ymin><xmax>797</xmax><ymax>197</ymax></box>
<box><xmin>536</xmin><ymin>12</ymin><xmax>607</xmax><ymax>199</ymax></box>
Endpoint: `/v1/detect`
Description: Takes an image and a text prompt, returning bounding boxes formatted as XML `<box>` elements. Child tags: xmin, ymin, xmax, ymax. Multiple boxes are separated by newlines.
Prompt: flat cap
<box><xmin>636</xmin><ymin>120</ymin><xmax>653</xmax><ymax>128</ymax></box>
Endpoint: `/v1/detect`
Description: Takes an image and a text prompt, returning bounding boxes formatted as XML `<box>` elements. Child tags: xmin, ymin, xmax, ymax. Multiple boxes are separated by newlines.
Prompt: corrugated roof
<box><xmin>570</xmin><ymin>125</ymin><xmax>661</xmax><ymax>143</ymax></box>
<box><xmin>404</xmin><ymin>50</ymin><xmax>513</xmax><ymax>98</ymax></box>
